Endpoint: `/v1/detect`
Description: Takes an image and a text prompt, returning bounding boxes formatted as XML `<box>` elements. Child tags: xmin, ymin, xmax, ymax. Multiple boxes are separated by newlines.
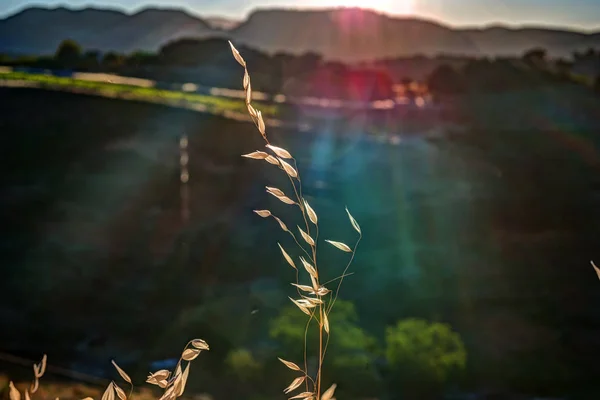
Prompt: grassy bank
<box><xmin>0</xmin><ymin>71</ymin><xmax>279</xmax><ymax>118</ymax></box>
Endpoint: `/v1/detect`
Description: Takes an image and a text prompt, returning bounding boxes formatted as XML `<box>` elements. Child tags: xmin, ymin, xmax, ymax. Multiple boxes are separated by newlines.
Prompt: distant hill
<box><xmin>1</xmin><ymin>6</ymin><xmax>599</xmax><ymax>61</ymax></box>
<box><xmin>0</xmin><ymin>6</ymin><xmax>215</xmax><ymax>55</ymax></box>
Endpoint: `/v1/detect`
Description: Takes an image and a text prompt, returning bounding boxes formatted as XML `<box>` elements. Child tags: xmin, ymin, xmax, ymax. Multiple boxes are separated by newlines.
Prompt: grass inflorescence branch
<box><xmin>229</xmin><ymin>40</ymin><xmax>362</xmax><ymax>400</ymax></box>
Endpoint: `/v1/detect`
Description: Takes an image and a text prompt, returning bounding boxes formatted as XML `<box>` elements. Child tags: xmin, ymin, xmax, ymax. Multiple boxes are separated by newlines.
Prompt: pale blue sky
<box><xmin>2</xmin><ymin>0</ymin><xmax>600</xmax><ymax>31</ymax></box>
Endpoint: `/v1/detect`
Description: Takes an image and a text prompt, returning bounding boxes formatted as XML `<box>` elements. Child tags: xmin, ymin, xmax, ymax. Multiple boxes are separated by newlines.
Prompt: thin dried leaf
<box><xmin>300</xmin><ymin>257</ymin><xmax>318</xmax><ymax>279</ymax></box>
<box><xmin>321</xmin><ymin>384</ymin><xmax>337</xmax><ymax>400</ymax></box>
<box><xmin>177</xmin><ymin>363</ymin><xmax>190</xmax><ymax>396</ymax></box>
<box><xmin>228</xmin><ymin>41</ymin><xmax>246</xmax><ymax>67</ymax></box>
<box><xmin>191</xmin><ymin>339</ymin><xmax>209</xmax><ymax>350</ymax></box>
<box><xmin>323</xmin><ymin>312</ymin><xmax>330</xmax><ymax>333</ymax></box>
<box><xmin>291</xmin><ymin>283</ymin><xmax>314</xmax><ymax>293</ymax></box>
<box><xmin>298</xmin><ymin>227</ymin><xmax>315</xmax><ymax>247</ymax></box>
<box><xmin>309</xmin><ymin>274</ymin><xmax>319</xmax><ymax>292</ymax></box>
<box><xmin>182</xmin><ymin>348</ymin><xmax>200</xmax><ymax>361</ymax></box>
<box><xmin>279</xmin><ymin>159</ymin><xmax>298</xmax><ymax>178</ymax></box>
<box><xmin>242</xmin><ymin>151</ymin><xmax>269</xmax><ymax>160</ymax></box>
<box><xmin>325</xmin><ymin>240</ymin><xmax>352</xmax><ymax>253</ymax></box>
<box><xmin>278</xmin><ymin>243</ymin><xmax>296</xmax><ymax>269</ymax></box>
<box><xmin>284</xmin><ymin>377</ymin><xmax>306</xmax><ymax>394</ymax></box>
<box><xmin>257</xmin><ymin>111</ymin><xmax>266</xmax><ymax>137</ymax></box>
<box><xmin>9</xmin><ymin>382</ymin><xmax>21</xmax><ymax>400</ymax></box>
<box><xmin>266</xmin><ymin>186</ymin><xmax>285</xmax><ymax>197</ymax></box>
<box><xmin>593</xmin><ymin>261</ymin><xmax>600</xmax><ymax>281</ymax></box>
<box><xmin>39</xmin><ymin>354</ymin><xmax>47</xmax><ymax>377</ymax></box>
<box><xmin>81</xmin><ymin>398</ymin><xmax>95</xmax><ymax>400</ymax></box>
<box><xmin>265</xmin><ymin>155</ymin><xmax>280</xmax><ymax>165</ymax></box>
<box><xmin>111</xmin><ymin>360</ymin><xmax>132</xmax><ymax>384</ymax></box>
<box><xmin>254</xmin><ymin>210</ymin><xmax>271</xmax><ymax>218</ymax></box>
<box><xmin>289</xmin><ymin>392</ymin><xmax>314</xmax><ymax>400</ymax></box>
<box><xmin>112</xmin><ymin>384</ymin><xmax>126</xmax><ymax>400</ymax></box>
<box><xmin>101</xmin><ymin>383</ymin><xmax>115</xmax><ymax>400</ymax></box>
<box><xmin>266</xmin><ymin>144</ymin><xmax>292</xmax><ymax>159</ymax></box>
<box><xmin>277</xmin><ymin>357</ymin><xmax>301</xmax><ymax>371</ymax></box>
<box><xmin>243</xmin><ymin>69</ymin><xmax>250</xmax><ymax>90</ymax></box>
<box><xmin>304</xmin><ymin>200</ymin><xmax>317</xmax><ymax>224</ymax></box>
<box><xmin>33</xmin><ymin>364</ymin><xmax>40</xmax><ymax>379</ymax></box>
<box><xmin>289</xmin><ymin>297</ymin><xmax>311</xmax><ymax>315</ymax></box>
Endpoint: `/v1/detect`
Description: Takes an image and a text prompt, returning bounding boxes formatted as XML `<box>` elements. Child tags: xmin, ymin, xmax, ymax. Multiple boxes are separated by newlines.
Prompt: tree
<box><xmin>270</xmin><ymin>300</ymin><xmax>382</xmax><ymax>399</ymax></box>
<box><xmin>225</xmin><ymin>348</ymin><xmax>262</xmax><ymax>382</ymax></box>
<box><xmin>427</xmin><ymin>64</ymin><xmax>465</xmax><ymax>96</ymax></box>
<box><xmin>102</xmin><ymin>52</ymin><xmax>125</xmax><ymax>68</ymax></box>
<box><xmin>555</xmin><ymin>58</ymin><xmax>573</xmax><ymax>80</ymax></box>
<box><xmin>55</xmin><ymin>39</ymin><xmax>82</xmax><ymax>66</ymax></box>
<box><xmin>523</xmin><ymin>47</ymin><xmax>547</xmax><ymax>67</ymax></box>
<box><xmin>80</xmin><ymin>50</ymin><xmax>100</xmax><ymax>69</ymax></box>
<box><xmin>384</xmin><ymin>319</ymin><xmax>467</xmax><ymax>398</ymax></box>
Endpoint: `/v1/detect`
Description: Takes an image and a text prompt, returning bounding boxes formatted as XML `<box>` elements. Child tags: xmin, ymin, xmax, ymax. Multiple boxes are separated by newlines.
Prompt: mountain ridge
<box><xmin>2</xmin><ymin>5</ymin><xmax>599</xmax><ymax>61</ymax></box>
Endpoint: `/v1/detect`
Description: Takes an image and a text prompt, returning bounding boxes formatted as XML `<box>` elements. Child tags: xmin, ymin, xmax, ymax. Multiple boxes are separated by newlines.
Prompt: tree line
<box><xmin>2</xmin><ymin>38</ymin><xmax>598</xmax><ymax>100</ymax></box>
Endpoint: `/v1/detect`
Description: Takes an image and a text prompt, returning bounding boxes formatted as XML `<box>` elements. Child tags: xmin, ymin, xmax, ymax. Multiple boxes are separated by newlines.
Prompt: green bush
<box><xmin>385</xmin><ymin>318</ymin><xmax>466</xmax><ymax>397</ymax></box>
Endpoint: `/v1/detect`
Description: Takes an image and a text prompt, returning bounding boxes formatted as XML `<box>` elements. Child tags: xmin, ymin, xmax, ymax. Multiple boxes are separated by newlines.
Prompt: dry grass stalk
<box><xmin>8</xmin><ymin>354</ymin><xmax>47</xmax><ymax>400</ymax></box>
<box><xmin>229</xmin><ymin>40</ymin><xmax>362</xmax><ymax>400</ymax></box>
<box><xmin>7</xmin><ymin>338</ymin><xmax>209</xmax><ymax>400</ymax></box>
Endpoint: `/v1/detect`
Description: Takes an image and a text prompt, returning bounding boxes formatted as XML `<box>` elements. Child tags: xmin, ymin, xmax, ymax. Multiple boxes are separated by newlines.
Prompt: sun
<box><xmin>318</xmin><ymin>0</ymin><xmax>414</xmax><ymax>15</ymax></box>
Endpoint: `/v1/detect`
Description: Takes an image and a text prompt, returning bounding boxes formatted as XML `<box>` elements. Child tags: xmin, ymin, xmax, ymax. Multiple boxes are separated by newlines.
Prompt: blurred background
<box><xmin>1</xmin><ymin>1</ymin><xmax>600</xmax><ymax>399</ymax></box>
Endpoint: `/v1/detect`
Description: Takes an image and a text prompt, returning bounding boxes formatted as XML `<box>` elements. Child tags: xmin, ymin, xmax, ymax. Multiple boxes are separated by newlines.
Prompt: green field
<box><xmin>0</xmin><ymin>71</ymin><xmax>280</xmax><ymax>117</ymax></box>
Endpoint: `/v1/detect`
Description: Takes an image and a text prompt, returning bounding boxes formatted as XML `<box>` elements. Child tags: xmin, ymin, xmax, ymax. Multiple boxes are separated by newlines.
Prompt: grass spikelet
<box><xmin>101</xmin><ymin>383</ymin><xmax>115</xmax><ymax>400</ymax></box>
<box><xmin>325</xmin><ymin>240</ymin><xmax>352</xmax><ymax>253</ymax></box>
<box><xmin>321</xmin><ymin>384</ymin><xmax>337</xmax><ymax>400</ymax></box>
<box><xmin>278</xmin><ymin>358</ymin><xmax>302</xmax><ymax>371</ymax></box>
<box><xmin>289</xmin><ymin>392</ymin><xmax>315</xmax><ymax>399</ymax></box>
<box><xmin>111</xmin><ymin>360</ymin><xmax>132</xmax><ymax>384</ymax></box>
<box><xmin>113</xmin><ymin>383</ymin><xmax>126</xmax><ymax>400</ymax></box>
<box><xmin>279</xmin><ymin>158</ymin><xmax>298</xmax><ymax>178</ymax></box>
<box><xmin>181</xmin><ymin>348</ymin><xmax>200</xmax><ymax>361</ymax></box>
<box><xmin>284</xmin><ymin>377</ymin><xmax>306</xmax><ymax>394</ymax></box>
<box><xmin>266</xmin><ymin>144</ymin><xmax>293</xmax><ymax>159</ymax></box>
<box><xmin>299</xmin><ymin>257</ymin><xmax>318</xmax><ymax>279</ymax></box>
<box><xmin>298</xmin><ymin>227</ymin><xmax>315</xmax><ymax>247</ymax></box>
<box><xmin>278</xmin><ymin>243</ymin><xmax>297</xmax><ymax>269</ymax></box>
<box><xmin>254</xmin><ymin>210</ymin><xmax>271</xmax><ymax>218</ymax></box>
<box><xmin>273</xmin><ymin>216</ymin><xmax>289</xmax><ymax>232</ymax></box>
<box><xmin>304</xmin><ymin>200</ymin><xmax>318</xmax><ymax>224</ymax></box>
<box><xmin>265</xmin><ymin>155</ymin><xmax>280</xmax><ymax>165</ymax></box>
<box><xmin>242</xmin><ymin>151</ymin><xmax>269</xmax><ymax>159</ymax></box>
<box><xmin>592</xmin><ymin>261</ymin><xmax>600</xmax><ymax>280</ymax></box>
<box><xmin>9</xmin><ymin>381</ymin><xmax>21</xmax><ymax>400</ymax></box>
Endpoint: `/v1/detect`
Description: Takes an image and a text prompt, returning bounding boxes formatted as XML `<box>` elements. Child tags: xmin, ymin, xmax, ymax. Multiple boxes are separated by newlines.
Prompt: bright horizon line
<box><xmin>2</xmin><ymin>2</ymin><xmax>600</xmax><ymax>33</ymax></box>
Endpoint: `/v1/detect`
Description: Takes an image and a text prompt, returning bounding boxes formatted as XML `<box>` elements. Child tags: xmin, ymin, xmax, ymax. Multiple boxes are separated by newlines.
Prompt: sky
<box><xmin>2</xmin><ymin>0</ymin><xmax>600</xmax><ymax>31</ymax></box>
